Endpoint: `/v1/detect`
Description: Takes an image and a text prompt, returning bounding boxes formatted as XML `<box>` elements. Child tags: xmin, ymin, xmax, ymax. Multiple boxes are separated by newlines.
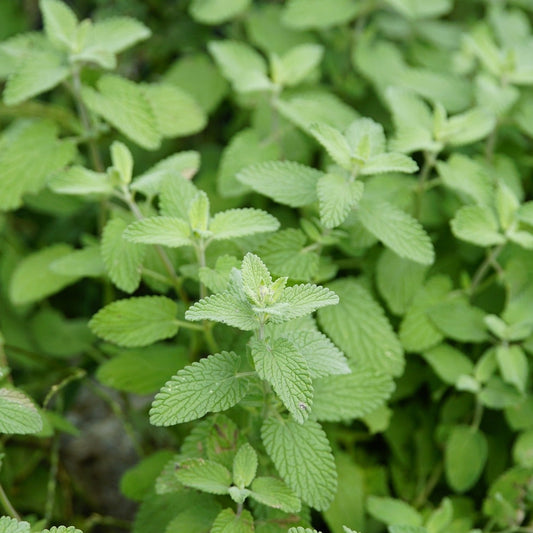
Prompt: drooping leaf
<box><xmin>175</xmin><ymin>458</ymin><xmax>231</xmax><ymax>494</ymax></box>
<box><xmin>366</xmin><ymin>496</ymin><xmax>423</xmax><ymax>527</ymax></box>
<box><xmin>450</xmin><ymin>205</ymin><xmax>504</xmax><ymax>246</ymax></box>
<box><xmin>89</xmin><ymin>296</ymin><xmax>178</xmax><ymax>347</ymax></box>
<box><xmin>150</xmin><ymin>351</ymin><xmax>249</xmax><ymax>426</ymax></box>
<box><xmin>261</xmin><ymin>417</ymin><xmax>337</xmax><ymax>510</ymax></box>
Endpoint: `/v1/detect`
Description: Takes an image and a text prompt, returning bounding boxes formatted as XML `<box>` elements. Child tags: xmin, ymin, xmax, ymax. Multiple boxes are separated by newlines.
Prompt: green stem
<box><xmin>174</xmin><ymin>319</ymin><xmax>204</xmax><ymax>331</ymax></box>
<box><xmin>43</xmin><ymin>368</ymin><xmax>86</xmax><ymax>409</ymax></box>
<box><xmin>0</xmin><ymin>482</ymin><xmax>20</xmax><ymax>520</ymax></box>
<box><xmin>415</xmin><ymin>150</ymin><xmax>437</xmax><ymax>219</ymax></box>
<box><xmin>44</xmin><ymin>436</ymin><xmax>60</xmax><ymax>525</ymax></box>
<box><xmin>472</xmin><ymin>400</ymin><xmax>484</xmax><ymax>431</ymax></box>
<box><xmin>468</xmin><ymin>243</ymin><xmax>505</xmax><ymax>297</ymax></box>
<box><xmin>413</xmin><ymin>461</ymin><xmax>443</xmax><ymax>509</ymax></box>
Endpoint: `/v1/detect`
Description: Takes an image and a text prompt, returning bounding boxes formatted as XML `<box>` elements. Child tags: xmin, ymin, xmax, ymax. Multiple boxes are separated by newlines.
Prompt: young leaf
<box><xmin>210</xmin><ymin>208</ymin><xmax>280</xmax><ymax>240</ymax></box>
<box><xmin>150</xmin><ymin>352</ymin><xmax>249</xmax><ymax>426</ymax></box>
<box><xmin>110</xmin><ymin>141</ymin><xmax>133</xmax><ymax>185</ymax></box>
<box><xmin>450</xmin><ymin>205</ymin><xmax>505</xmax><ymax>246</ymax></box>
<box><xmin>261</xmin><ymin>417</ymin><xmax>337</xmax><ymax>510</ymax></box>
<box><xmin>211</xmin><ymin>508</ymin><xmax>254</xmax><ymax>533</ymax></box>
<box><xmin>361</xmin><ymin>152</ymin><xmax>418</xmax><ymax>175</ymax></box>
<box><xmin>0</xmin><ymin>388</ymin><xmax>43</xmax><ymax>435</ymax></box>
<box><xmin>89</xmin><ymin>296</ymin><xmax>178</xmax><ymax>347</ymax></box>
<box><xmin>358</xmin><ymin>198</ymin><xmax>435</xmax><ymax>265</ymax></box>
<box><xmin>189</xmin><ymin>0</ymin><xmax>251</xmax><ymax>25</ymax></box>
<box><xmin>274</xmin><ymin>44</ymin><xmax>324</xmax><ymax>87</ymax></box>
<box><xmin>84</xmin><ymin>17</ymin><xmax>151</xmax><ymax>56</ymax></box>
<box><xmin>366</xmin><ymin>496</ymin><xmax>423</xmax><ymax>527</ymax></box>
<box><xmin>102</xmin><ymin>218</ymin><xmax>147</xmax><ymax>293</ymax></box>
<box><xmin>175</xmin><ymin>458</ymin><xmax>231</xmax><ymax>494</ymax></box>
<box><xmin>233</xmin><ymin>443</ymin><xmax>258</xmax><ymax>489</ymax></box>
<box><xmin>123</xmin><ymin>217</ymin><xmax>192</xmax><ymax>248</ymax></box>
<box><xmin>199</xmin><ymin>255</ymin><xmax>241</xmax><ymax>294</ymax></box>
<box><xmin>237</xmin><ymin>161</ymin><xmax>321</xmax><ymax>207</ymax></box>
<box><xmin>445</xmin><ymin>425</ymin><xmax>488</xmax><ymax>492</ymax></box>
<box><xmin>318</xmin><ymin>279</ymin><xmax>404</xmax><ymax>376</ymax></box>
<box><xmin>251</xmin><ymin>338</ymin><xmax>313</xmax><ymax>424</ymax></box>
<box><xmin>496</xmin><ymin>345</ymin><xmax>528</xmax><ymax>393</ymax></box>
<box><xmin>309</xmin><ymin>122</ymin><xmax>352</xmax><ymax>169</ymax></box>
<box><xmin>9</xmin><ymin>244</ymin><xmax>79</xmax><ymax>306</ymax></box>
<box><xmin>40</xmin><ymin>0</ymin><xmax>78</xmax><ymax>49</ymax></box>
<box><xmin>0</xmin><ymin>517</ymin><xmax>30</xmax><ymax>533</ymax></box>
<box><xmin>311</xmin><ymin>367</ymin><xmax>395</xmax><ymax>422</ymax></box>
<box><xmin>49</xmin><ymin>166</ymin><xmax>113</xmax><ymax>196</ymax></box>
<box><xmin>317</xmin><ymin>173</ymin><xmax>364</xmax><ymax>229</ymax></box>
<box><xmin>277</xmin><ymin>283</ymin><xmax>339</xmax><ymax>319</ymax></box>
<box><xmin>41</xmin><ymin>527</ymin><xmax>83</xmax><ymax>533</ymax></box>
<box><xmin>250</xmin><ymin>476</ymin><xmax>301</xmax><ymax>513</ymax></box>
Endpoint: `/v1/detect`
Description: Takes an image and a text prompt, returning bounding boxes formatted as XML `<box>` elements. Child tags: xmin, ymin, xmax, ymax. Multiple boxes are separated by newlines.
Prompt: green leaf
<box><xmin>185</xmin><ymin>291</ymin><xmax>259</xmax><ymax>331</ymax></box>
<box><xmin>165</xmin><ymin>500</ymin><xmax>221</xmax><ymax>533</ymax></box>
<box><xmin>41</xmin><ymin>527</ymin><xmax>83</xmax><ymax>533</ymax></box>
<box><xmin>282</xmin><ymin>0</ymin><xmax>360</xmax><ymax>29</ymax></box>
<box><xmin>3</xmin><ymin>49</ymin><xmax>69</xmax><ymax>106</ymax></box>
<box><xmin>85</xmin><ymin>17</ymin><xmax>151</xmax><ymax>55</ymax></box>
<box><xmin>445</xmin><ymin>425</ymin><xmax>488</xmax><ymax>492</ymax></box>
<box><xmin>312</xmin><ymin>366</ymin><xmax>394</xmax><ymax>422</ymax></box>
<box><xmin>150</xmin><ymin>351</ymin><xmax>249</xmax><ymax>426</ymax></box>
<box><xmin>0</xmin><ymin>517</ymin><xmax>30</xmax><ymax>533</ymax></box>
<box><xmin>318</xmin><ymin>279</ymin><xmax>404</xmax><ymax>376</ymax></box>
<box><xmin>367</xmin><ymin>496</ymin><xmax>422</xmax><ymax>527</ymax></box>
<box><xmin>251</xmin><ymin>338</ymin><xmax>313</xmax><ymax>424</ymax></box>
<box><xmin>236</xmin><ymin>161</ymin><xmax>320</xmax><ymax>207</ymax></box>
<box><xmin>277</xmin><ymin>283</ymin><xmax>339</xmax><ymax>320</ymax></box>
<box><xmin>309</xmin><ymin>122</ymin><xmax>352</xmax><ymax>169</ymax></box>
<box><xmin>262</xmin><ymin>417</ymin><xmax>336</xmax><ymax>511</ymax></box>
<box><xmin>190</xmin><ymin>0</ymin><xmax>251</xmax><ymax>24</ymax></box>
<box><xmin>211</xmin><ymin>508</ymin><xmax>254</xmax><ymax>533</ymax></box>
<box><xmin>48</xmin><ymin>244</ymin><xmax>103</xmax><ymax>279</ymax></box>
<box><xmin>274</xmin><ymin>44</ymin><xmax>324</xmax><ymax>87</ymax></box>
<box><xmin>437</xmin><ymin>107</ymin><xmax>496</xmax><ymax>146</ymax></box>
<box><xmin>362</xmin><ymin>152</ymin><xmax>418</xmax><ymax>176</ymax></box>
<box><xmin>318</xmin><ymin>173</ymin><xmax>364</xmax><ymax>229</ymax></box>
<box><xmin>40</xmin><ymin>0</ymin><xmax>78</xmax><ymax>49</ymax></box>
<box><xmin>123</xmin><ymin>217</ymin><xmax>192</xmax><ymax>248</ymax></box>
<box><xmin>512</xmin><ymin>430</ymin><xmax>533</xmax><ymax>467</ymax></box>
<box><xmin>233</xmin><ymin>443</ymin><xmax>258</xmax><ymax>489</ymax></box>
<box><xmin>210</xmin><ymin>208</ymin><xmax>280</xmax><ymax>240</ymax></box>
<box><xmin>9</xmin><ymin>244</ymin><xmax>78</xmax><ymax>305</ymax></box>
<box><xmin>142</xmin><ymin>83</ymin><xmax>206</xmax><ymax>137</ymax></box>
<box><xmin>450</xmin><ymin>205</ymin><xmax>504</xmax><ymax>246</ymax></box>
<box><xmin>110</xmin><ymin>141</ymin><xmax>133</xmax><ymax>185</ymax></box>
<box><xmin>82</xmin><ymin>74</ymin><xmax>160</xmax><ymax>150</ymax></box>
<box><xmin>0</xmin><ymin>388</ymin><xmax>42</xmax><ymax>435</ymax></box>
<box><xmin>102</xmin><ymin>218</ymin><xmax>147</xmax><ymax>293</ymax></box>
<box><xmin>209</xmin><ymin>40</ymin><xmax>271</xmax><ymax>93</ymax></box>
<box><xmin>89</xmin><ymin>296</ymin><xmax>178</xmax><ymax>347</ymax></box>
<box><xmin>250</xmin><ymin>477</ymin><xmax>301</xmax><ymax>513</ymax></box>
<box><xmin>49</xmin><ymin>166</ymin><xmax>113</xmax><ymax>196</ymax></box>
<box><xmin>386</xmin><ymin>0</ymin><xmax>451</xmax><ymax>18</ymax></box>
<box><xmin>358</xmin><ymin>198</ymin><xmax>435</xmax><ymax>265</ymax></box>
<box><xmin>97</xmin><ymin>344</ymin><xmax>188</xmax><ymax>395</ymax></box>
<box><xmin>0</xmin><ymin>120</ymin><xmax>75</xmax><ymax>211</ymax></box>
<box><xmin>421</xmin><ymin>344</ymin><xmax>474</xmax><ymax>386</ymax></box>
<box><xmin>175</xmin><ymin>458</ymin><xmax>231</xmax><ymax>494</ymax></box>
<box><xmin>188</xmin><ymin>191</ymin><xmax>210</xmax><ymax>233</ymax></box>
<box><xmin>496</xmin><ymin>345</ymin><xmax>528</xmax><ymax>393</ymax></box>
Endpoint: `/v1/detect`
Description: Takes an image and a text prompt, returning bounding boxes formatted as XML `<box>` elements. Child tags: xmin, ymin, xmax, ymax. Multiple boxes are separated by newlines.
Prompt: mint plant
<box><xmin>2</xmin><ymin>0</ymin><xmax>533</xmax><ymax>532</ymax></box>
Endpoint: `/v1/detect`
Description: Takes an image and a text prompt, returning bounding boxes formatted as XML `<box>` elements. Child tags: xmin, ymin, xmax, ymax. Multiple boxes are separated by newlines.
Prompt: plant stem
<box><xmin>468</xmin><ymin>243</ymin><xmax>505</xmax><ymax>297</ymax></box>
<box><xmin>415</xmin><ymin>150</ymin><xmax>437</xmax><ymax>219</ymax></box>
<box><xmin>174</xmin><ymin>319</ymin><xmax>204</xmax><ymax>331</ymax></box>
<box><xmin>413</xmin><ymin>461</ymin><xmax>443</xmax><ymax>509</ymax></box>
<box><xmin>44</xmin><ymin>436</ymin><xmax>60</xmax><ymax>525</ymax></box>
<box><xmin>0</xmin><ymin>482</ymin><xmax>20</xmax><ymax>520</ymax></box>
<box><xmin>472</xmin><ymin>400</ymin><xmax>484</xmax><ymax>431</ymax></box>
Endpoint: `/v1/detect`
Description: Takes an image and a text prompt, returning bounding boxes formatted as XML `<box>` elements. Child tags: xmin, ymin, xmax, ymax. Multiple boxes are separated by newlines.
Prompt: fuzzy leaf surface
<box><xmin>318</xmin><ymin>174</ymin><xmax>364</xmax><ymax>228</ymax></box>
<box><xmin>211</xmin><ymin>508</ymin><xmax>254</xmax><ymax>533</ymax></box>
<box><xmin>175</xmin><ymin>458</ymin><xmax>231</xmax><ymax>494</ymax></box>
<box><xmin>123</xmin><ymin>217</ymin><xmax>192</xmax><ymax>248</ymax></box>
<box><xmin>0</xmin><ymin>388</ymin><xmax>43</xmax><ymax>435</ymax></box>
<box><xmin>250</xmin><ymin>476</ymin><xmax>301</xmax><ymax>512</ymax></box>
<box><xmin>210</xmin><ymin>208</ymin><xmax>279</xmax><ymax>240</ymax></box>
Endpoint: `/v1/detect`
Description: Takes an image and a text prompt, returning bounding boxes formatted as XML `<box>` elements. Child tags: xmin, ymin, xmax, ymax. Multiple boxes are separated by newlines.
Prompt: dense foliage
<box><xmin>1</xmin><ymin>0</ymin><xmax>533</xmax><ymax>532</ymax></box>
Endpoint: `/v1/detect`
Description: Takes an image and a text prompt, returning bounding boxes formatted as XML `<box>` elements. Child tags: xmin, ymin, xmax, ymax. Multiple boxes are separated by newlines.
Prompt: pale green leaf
<box><xmin>142</xmin><ymin>83</ymin><xmax>206</xmax><ymax>137</ymax></box>
<box><xmin>377</xmin><ymin>249</ymin><xmax>427</xmax><ymax>315</ymax></box>
<box><xmin>385</xmin><ymin>0</ymin><xmax>452</xmax><ymax>19</ymax></box>
<box><xmin>187</xmin><ymin>191</ymin><xmax>210</xmax><ymax>233</ymax></box>
<box><xmin>211</xmin><ymin>508</ymin><xmax>254</xmax><ymax>533</ymax></box>
<box><xmin>233</xmin><ymin>443</ymin><xmax>258</xmax><ymax>489</ymax></box>
<box><xmin>49</xmin><ymin>166</ymin><xmax>113</xmax><ymax>196</ymax></box>
<box><xmin>123</xmin><ymin>217</ymin><xmax>192</xmax><ymax>248</ymax></box>
<box><xmin>361</xmin><ymin>152</ymin><xmax>418</xmax><ymax>175</ymax></box>
<box><xmin>345</xmin><ymin>117</ymin><xmax>386</xmax><ymax>157</ymax></box>
<box><xmin>309</xmin><ymin>122</ymin><xmax>352</xmax><ymax>169</ymax></box>
<box><xmin>399</xmin><ymin>276</ymin><xmax>451</xmax><ymax>352</ymax></box>
<box><xmin>367</xmin><ymin>496</ymin><xmax>422</xmax><ymax>527</ymax></box>
<box><xmin>318</xmin><ymin>173</ymin><xmax>364</xmax><ymax>228</ymax></box>
<box><xmin>445</xmin><ymin>425</ymin><xmax>488</xmax><ymax>492</ymax></box>
<box><xmin>199</xmin><ymin>255</ymin><xmax>240</xmax><ymax>294</ymax></box>
<box><xmin>175</xmin><ymin>458</ymin><xmax>231</xmax><ymax>494</ymax></box>
<box><xmin>318</xmin><ymin>279</ymin><xmax>404</xmax><ymax>376</ymax></box>
<box><xmin>0</xmin><ymin>517</ymin><xmax>30</xmax><ymax>533</ymax></box>
<box><xmin>190</xmin><ymin>0</ymin><xmax>251</xmax><ymax>24</ymax></box>
<box><xmin>42</xmin><ymin>527</ymin><xmax>83</xmax><ymax>533</ymax></box>
<box><xmin>185</xmin><ymin>291</ymin><xmax>259</xmax><ymax>331</ymax></box>
<box><xmin>85</xmin><ymin>17</ymin><xmax>150</xmax><ymax>55</ymax></box>
<box><xmin>97</xmin><ymin>344</ymin><xmax>188</xmax><ymax>395</ymax></box>
<box><xmin>110</xmin><ymin>141</ymin><xmax>133</xmax><ymax>185</ymax></box>
<box><xmin>282</xmin><ymin>0</ymin><xmax>360</xmax><ymax>29</ymax></box>
<box><xmin>3</xmin><ymin>49</ymin><xmax>68</xmax><ymax>106</ymax></box>
<box><xmin>241</xmin><ymin>252</ymin><xmax>272</xmax><ymax>303</ymax></box>
<box><xmin>288</xmin><ymin>529</ymin><xmax>320</xmax><ymax>533</ymax></box>
<box><xmin>277</xmin><ymin>283</ymin><xmax>339</xmax><ymax>320</ymax></box>
<box><xmin>251</xmin><ymin>338</ymin><xmax>313</xmax><ymax>424</ymax></box>
<box><xmin>0</xmin><ymin>388</ymin><xmax>42</xmax><ymax>435</ymax></box>
<box><xmin>165</xmin><ymin>499</ymin><xmax>221</xmax><ymax>533</ymax></box>
<box><xmin>275</xmin><ymin>44</ymin><xmax>324</xmax><ymax>87</ymax></box>
<box><xmin>40</xmin><ymin>0</ymin><xmax>78</xmax><ymax>49</ymax></box>
<box><xmin>236</xmin><ymin>160</ymin><xmax>320</xmax><ymax>207</ymax></box>
<box><xmin>0</xmin><ymin>120</ymin><xmax>75</xmax><ymax>211</ymax></box>
<box><xmin>210</xmin><ymin>208</ymin><xmax>279</xmax><ymax>240</ymax></box>
<box><xmin>102</xmin><ymin>218</ymin><xmax>147</xmax><ymax>293</ymax></box>
<box><xmin>89</xmin><ymin>296</ymin><xmax>178</xmax><ymax>347</ymax></box>
<box><xmin>261</xmin><ymin>417</ymin><xmax>336</xmax><ymax>510</ymax></box>
<box><xmin>479</xmin><ymin>376</ymin><xmax>522</xmax><ymax>409</ymax></box>
<box><xmin>208</xmin><ymin>40</ymin><xmax>271</xmax><ymax>93</ymax></box>
<box><xmin>150</xmin><ymin>351</ymin><xmax>249</xmax><ymax>426</ymax></box>
<box><xmin>250</xmin><ymin>476</ymin><xmax>301</xmax><ymax>513</ymax></box>
<box><xmin>513</xmin><ymin>430</ymin><xmax>533</xmax><ymax>467</ymax></box>
<box><xmin>9</xmin><ymin>244</ymin><xmax>78</xmax><ymax>305</ymax></box>
<box><xmin>438</xmin><ymin>108</ymin><xmax>496</xmax><ymax>146</ymax></box>
<box><xmin>496</xmin><ymin>345</ymin><xmax>528</xmax><ymax>393</ymax></box>
<box><xmin>421</xmin><ymin>344</ymin><xmax>474</xmax><ymax>385</ymax></box>
<box><xmin>358</xmin><ymin>198</ymin><xmax>435</xmax><ymax>265</ymax></box>
<box><xmin>312</xmin><ymin>367</ymin><xmax>395</xmax><ymax>422</ymax></box>
<box><xmin>82</xmin><ymin>75</ymin><xmax>160</xmax><ymax>150</ymax></box>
